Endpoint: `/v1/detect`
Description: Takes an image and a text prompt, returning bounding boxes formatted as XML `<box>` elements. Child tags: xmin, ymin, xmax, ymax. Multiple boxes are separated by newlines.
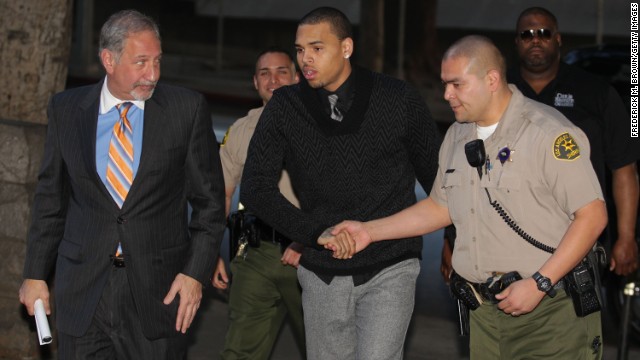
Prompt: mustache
<box><xmin>134</xmin><ymin>80</ymin><xmax>157</xmax><ymax>87</ymax></box>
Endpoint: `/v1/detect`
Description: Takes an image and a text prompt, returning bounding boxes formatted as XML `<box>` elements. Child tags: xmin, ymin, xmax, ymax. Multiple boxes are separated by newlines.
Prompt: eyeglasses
<box><xmin>519</xmin><ymin>28</ymin><xmax>553</xmax><ymax>41</ymax></box>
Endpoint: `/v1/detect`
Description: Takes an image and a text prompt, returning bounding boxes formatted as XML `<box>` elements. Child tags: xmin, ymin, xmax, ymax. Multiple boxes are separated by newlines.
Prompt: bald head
<box><xmin>443</xmin><ymin>35</ymin><xmax>507</xmax><ymax>83</ymax></box>
<box><xmin>441</xmin><ymin>35</ymin><xmax>512</xmax><ymax>126</ymax></box>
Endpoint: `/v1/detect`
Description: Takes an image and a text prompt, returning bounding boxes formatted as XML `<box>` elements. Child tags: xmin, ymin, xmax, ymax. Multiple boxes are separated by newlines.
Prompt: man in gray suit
<box><xmin>18</xmin><ymin>9</ymin><xmax>226</xmax><ymax>359</ymax></box>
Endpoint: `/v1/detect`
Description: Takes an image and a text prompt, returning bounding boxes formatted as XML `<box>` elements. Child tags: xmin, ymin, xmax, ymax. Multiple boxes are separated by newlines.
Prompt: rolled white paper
<box><xmin>34</xmin><ymin>299</ymin><xmax>52</xmax><ymax>345</ymax></box>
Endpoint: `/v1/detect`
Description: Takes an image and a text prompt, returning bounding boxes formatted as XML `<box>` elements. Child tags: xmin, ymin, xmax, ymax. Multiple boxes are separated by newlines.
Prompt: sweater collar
<box><xmin>300</xmin><ymin>65</ymin><xmax>373</xmax><ymax>136</ymax></box>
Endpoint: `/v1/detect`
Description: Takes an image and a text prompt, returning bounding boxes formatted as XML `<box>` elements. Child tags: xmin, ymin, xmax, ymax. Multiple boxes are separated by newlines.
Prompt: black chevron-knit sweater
<box><xmin>240</xmin><ymin>66</ymin><xmax>440</xmax><ymax>277</ymax></box>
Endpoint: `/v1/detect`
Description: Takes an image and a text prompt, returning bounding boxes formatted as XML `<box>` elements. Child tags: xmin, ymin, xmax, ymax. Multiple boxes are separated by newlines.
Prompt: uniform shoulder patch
<box><xmin>221</xmin><ymin>127</ymin><xmax>231</xmax><ymax>146</ymax></box>
<box><xmin>553</xmin><ymin>132</ymin><xmax>581</xmax><ymax>161</ymax></box>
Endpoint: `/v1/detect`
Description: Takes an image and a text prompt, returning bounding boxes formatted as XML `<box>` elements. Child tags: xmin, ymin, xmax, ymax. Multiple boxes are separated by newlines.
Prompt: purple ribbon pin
<box><xmin>497</xmin><ymin>147</ymin><xmax>511</xmax><ymax>165</ymax></box>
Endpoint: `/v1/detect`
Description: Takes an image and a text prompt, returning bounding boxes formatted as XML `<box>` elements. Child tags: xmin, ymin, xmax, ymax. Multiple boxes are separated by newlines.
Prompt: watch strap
<box><xmin>532</xmin><ymin>271</ymin><xmax>557</xmax><ymax>298</ymax></box>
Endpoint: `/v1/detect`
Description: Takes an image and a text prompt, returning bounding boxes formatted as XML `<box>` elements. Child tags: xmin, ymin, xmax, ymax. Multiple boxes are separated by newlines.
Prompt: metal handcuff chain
<box><xmin>483</xmin><ymin>188</ymin><xmax>555</xmax><ymax>254</ymax></box>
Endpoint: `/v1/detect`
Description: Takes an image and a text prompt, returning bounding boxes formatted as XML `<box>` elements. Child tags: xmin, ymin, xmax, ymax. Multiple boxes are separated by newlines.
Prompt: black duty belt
<box><xmin>110</xmin><ymin>254</ymin><xmax>125</xmax><ymax>268</ymax></box>
<box><xmin>469</xmin><ymin>276</ymin><xmax>565</xmax><ymax>304</ymax></box>
<box><xmin>253</xmin><ymin>218</ymin><xmax>291</xmax><ymax>246</ymax></box>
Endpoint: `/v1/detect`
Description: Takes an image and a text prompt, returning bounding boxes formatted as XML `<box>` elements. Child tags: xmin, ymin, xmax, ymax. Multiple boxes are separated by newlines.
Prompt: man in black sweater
<box><xmin>240</xmin><ymin>7</ymin><xmax>440</xmax><ymax>360</ymax></box>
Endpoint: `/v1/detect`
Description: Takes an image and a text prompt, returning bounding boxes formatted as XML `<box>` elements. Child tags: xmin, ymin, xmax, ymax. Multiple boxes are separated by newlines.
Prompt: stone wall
<box><xmin>1</xmin><ymin>0</ymin><xmax>71</xmax><ymax>355</ymax></box>
<box><xmin>0</xmin><ymin>121</ymin><xmax>48</xmax><ymax>359</ymax></box>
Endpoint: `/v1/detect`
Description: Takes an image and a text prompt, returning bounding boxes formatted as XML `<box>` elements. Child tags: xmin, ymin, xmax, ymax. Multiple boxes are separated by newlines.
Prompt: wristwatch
<box><xmin>532</xmin><ymin>272</ymin><xmax>556</xmax><ymax>298</ymax></box>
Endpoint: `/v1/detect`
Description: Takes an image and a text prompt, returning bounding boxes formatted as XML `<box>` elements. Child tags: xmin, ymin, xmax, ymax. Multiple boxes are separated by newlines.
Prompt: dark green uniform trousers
<box><xmin>221</xmin><ymin>241</ymin><xmax>305</xmax><ymax>360</ymax></box>
<box><xmin>470</xmin><ymin>291</ymin><xmax>602</xmax><ymax>359</ymax></box>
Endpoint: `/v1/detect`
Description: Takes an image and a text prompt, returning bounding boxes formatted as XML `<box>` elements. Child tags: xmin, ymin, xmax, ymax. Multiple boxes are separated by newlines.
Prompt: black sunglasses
<box><xmin>519</xmin><ymin>28</ymin><xmax>553</xmax><ymax>41</ymax></box>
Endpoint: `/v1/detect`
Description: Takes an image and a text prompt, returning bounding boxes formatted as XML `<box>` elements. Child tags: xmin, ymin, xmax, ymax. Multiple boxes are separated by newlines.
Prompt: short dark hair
<box><xmin>299</xmin><ymin>7</ymin><xmax>353</xmax><ymax>40</ymax></box>
<box><xmin>99</xmin><ymin>9</ymin><xmax>160</xmax><ymax>62</ymax></box>
<box><xmin>254</xmin><ymin>46</ymin><xmax>296</xmax><ymax>75</ymax></box>
<box><xmin>516</xmin><ymin>7</ymin><xmax>559</xmax><ymax>32</ymax></box>
<box><xmin>255</xmin><ymin>46</ymin><xmax>295</xmax><ymax>67</ymax></box>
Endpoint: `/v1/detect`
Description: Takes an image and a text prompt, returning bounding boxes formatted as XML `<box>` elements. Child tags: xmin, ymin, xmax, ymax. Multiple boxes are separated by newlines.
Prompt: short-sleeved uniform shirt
<box><xmin>220</xmin><ymin>107</ymin><xmax>299</xmax><ymax>207</ymax></box>
<box><xmin>508</xmin><ymin>62</ymin><xmax>639</xmax><ymax>189</ymax></box>
<box><xmin>430</xmin><ymin>86</ymin><xmax>604</xmax><ymax>283</ymax></box>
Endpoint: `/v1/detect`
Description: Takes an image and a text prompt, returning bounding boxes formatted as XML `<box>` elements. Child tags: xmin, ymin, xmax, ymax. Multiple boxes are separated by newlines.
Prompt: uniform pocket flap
<box><xmin>443</xmin><ymin>171</ymin><xmax>462</xmax><ymax>188</ymax></box>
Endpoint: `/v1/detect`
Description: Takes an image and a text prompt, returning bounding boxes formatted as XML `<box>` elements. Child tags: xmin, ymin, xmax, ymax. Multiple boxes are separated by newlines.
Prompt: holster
<box><xmin>227</xmin><ymin>210</ymin><xmax>261</xmax><ymax>260</ymax></box>
<box><xmin>449</xmin><ymin>272</ymin><xmax>479</xmax><ymax>337</ymax></box>
<box><xmin>449</xmin><ymin>272</ymin><xmax>481</xmax><ymax>311</ymax></box>
<box><xmin>227</xmin><ymin>210</ymin><xmax>292</xmax><ymax>260</ymax></box>
<box><xmin>456</xmin><ymin>299</ymin><xmax>470</xmax><ymax>337</ymax></box>
<box><xmin>450</xmin><ymin>271</ymin><xmax>522</xmax><ymax>336</ymax></box>
<box><xmin>563</xmin><ymin>249</ymin><xmax>603</xmax><ymax>317</ymax></box>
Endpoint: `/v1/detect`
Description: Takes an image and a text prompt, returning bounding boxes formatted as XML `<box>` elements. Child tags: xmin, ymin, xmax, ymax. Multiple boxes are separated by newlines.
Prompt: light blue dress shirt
<box><xmin>96</xmin><ymin>79</ymin><xmax>144</xmax><ymax>190</ymax></box>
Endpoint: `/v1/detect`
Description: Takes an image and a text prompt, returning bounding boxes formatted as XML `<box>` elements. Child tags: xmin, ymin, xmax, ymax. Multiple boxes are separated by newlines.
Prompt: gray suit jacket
<box><xmin>23</xmin><ymin>80</ymin><xmax>226</xmax><ymax>339</ymax></box>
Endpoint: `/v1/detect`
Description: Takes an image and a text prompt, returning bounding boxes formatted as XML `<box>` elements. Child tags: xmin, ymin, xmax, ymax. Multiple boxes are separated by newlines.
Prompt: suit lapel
<box><xmin>122</xmin><ymin>85</ymin><xmax>168</xmax><ymax>209</ymax></box>
<box><xmin>78</xmin><ymin>81</ymin><xmax>115</xmax><ymax>202</ymax></box>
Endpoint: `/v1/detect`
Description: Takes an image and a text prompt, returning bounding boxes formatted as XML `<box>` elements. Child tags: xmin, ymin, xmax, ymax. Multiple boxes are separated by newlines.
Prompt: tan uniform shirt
<box><xmin>431</xmin><ymin>85</ymin><xmax>603</xmax><ymax>283</ymax></box>
<box><xmin>220</xmin><ymin>107</ymin><xmax>300</xmax><ymax>208</ymax></box>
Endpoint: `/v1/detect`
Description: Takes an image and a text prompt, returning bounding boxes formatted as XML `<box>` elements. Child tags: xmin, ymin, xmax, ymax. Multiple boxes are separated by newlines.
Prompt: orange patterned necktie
<box><xmin>107</xmin><ymin>102</ymin><xmax>133</xmax><ymax>258</ymax></box>
<box><xmin>106</xmin><ymin>102</ymin><xmax>134</xmax><ymax>208</ymax></box>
